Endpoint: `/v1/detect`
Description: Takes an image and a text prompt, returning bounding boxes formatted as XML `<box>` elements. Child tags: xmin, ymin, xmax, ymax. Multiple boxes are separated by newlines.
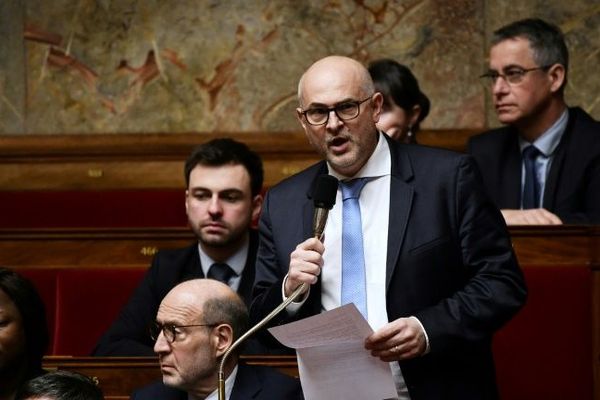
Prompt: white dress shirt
<box><xmin>284</xmin><ymin>133</ymin><xmax>414</xmax><ymax>399</ymax></box>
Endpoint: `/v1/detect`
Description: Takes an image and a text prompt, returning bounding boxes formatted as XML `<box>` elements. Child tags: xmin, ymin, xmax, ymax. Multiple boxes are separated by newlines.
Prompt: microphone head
<box><xmin>313</xmin><ymin>174</ymin><xmax>338</xmax><ymax>210</ymax></box>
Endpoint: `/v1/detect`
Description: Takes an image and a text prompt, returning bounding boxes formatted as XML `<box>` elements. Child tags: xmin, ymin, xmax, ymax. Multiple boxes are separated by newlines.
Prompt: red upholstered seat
<box><xmin>0</xmin><ymin>190</ymin><xmax>187</xmax><ymax>228</ymax></box>
<box><xmin>52</xmin><ymin>268</ymin><xmax>145</xmax><ymax>355</ymax></box>
<box><xmin>493</xmin><ymin>265</ymin><xmax>592</xmax><ymax>400</ymax></box>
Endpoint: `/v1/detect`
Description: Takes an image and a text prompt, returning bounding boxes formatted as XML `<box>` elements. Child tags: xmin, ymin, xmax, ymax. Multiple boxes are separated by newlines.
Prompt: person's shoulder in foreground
<box><xmin>131</xmin><ymin>364</ymin><xmax>303</xmax><ymax>400</ymax></box>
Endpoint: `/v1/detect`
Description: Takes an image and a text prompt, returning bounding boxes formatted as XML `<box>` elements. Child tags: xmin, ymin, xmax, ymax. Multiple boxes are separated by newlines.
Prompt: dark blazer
<box><xmin>249</xmin><ymin>134</ymin><xmax>527</xmax><ymax>400</ymax></box>
<box><xmin>93</xmin><ymin>230</ymin><xmax>258</xmax><ymax>356</ymax></box>
<box><xmin>467</xmin><ymin>107</ymin><xmax>600</xmax><ymax>224</ymax></box>
<box><xmin>130</xmin><ymin>363</ymin><xmax>303</xmax><ymax>400</ymax></box>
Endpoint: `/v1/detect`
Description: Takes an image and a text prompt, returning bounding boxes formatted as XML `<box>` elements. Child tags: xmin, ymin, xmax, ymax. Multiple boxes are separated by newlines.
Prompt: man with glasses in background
<box><xmin>132</xmin><ymin>279</ymin><xmax>303</xmax><ymax>400</ymax></box>
<box><xmin>250</xmin><ymin>55</ymin><xmax>526</xmax><ymax>399</ymax></box>
<box><xmin>468</xmin><ymin>18</ymin><xmax>600</xmax><ymax>225</ymax></box>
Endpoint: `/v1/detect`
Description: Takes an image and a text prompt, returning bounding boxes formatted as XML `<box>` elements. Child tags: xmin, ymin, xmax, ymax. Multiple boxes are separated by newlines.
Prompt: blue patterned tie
<box><xmin>341</xmin><ymin>178</ymin><xmax>368</xmax><ymax>318</ymax></box>
<box><xmin>522</xmin><ymin>145</ymin><xmax>541</xmax><ymax>209</ymax></box>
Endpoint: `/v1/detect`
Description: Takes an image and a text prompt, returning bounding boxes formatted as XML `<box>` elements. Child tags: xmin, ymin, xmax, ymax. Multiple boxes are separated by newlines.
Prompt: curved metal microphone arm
<box><xmin>217</xmin><ymin>177</ymin><xmax>335</xmax><ymax>400</ymax></box>
<box><xmin>217</xmin><ymin>281</ymin><xmax>308</xmax><ymax>400</ymax></box>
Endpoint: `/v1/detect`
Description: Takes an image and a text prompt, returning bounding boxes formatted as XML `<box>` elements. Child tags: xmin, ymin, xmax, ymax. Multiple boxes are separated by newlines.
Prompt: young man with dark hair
<box><xmin>94</xmin><ymin>138</ymin><xmax>264</xmax><ymax>356</ymax></box>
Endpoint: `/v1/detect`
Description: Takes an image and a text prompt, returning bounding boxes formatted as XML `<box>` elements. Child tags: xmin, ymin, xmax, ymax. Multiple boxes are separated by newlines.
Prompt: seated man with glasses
<box><xmin>131</xmin><ymin>279</ymin><xmax>303</xmax><ymax>400</ymax></box>
<box><xmin>468</xmin><ymin>18</ymin><xmax>600</xmax><ymax>225</ymax></box>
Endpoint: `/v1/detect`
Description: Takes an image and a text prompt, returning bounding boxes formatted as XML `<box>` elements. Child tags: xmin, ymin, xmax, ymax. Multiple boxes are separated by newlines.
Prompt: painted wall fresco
<box><xmin>0</xmin><ymin>0</ymin><xmax>599</xmax><ymax>134</ymax></box>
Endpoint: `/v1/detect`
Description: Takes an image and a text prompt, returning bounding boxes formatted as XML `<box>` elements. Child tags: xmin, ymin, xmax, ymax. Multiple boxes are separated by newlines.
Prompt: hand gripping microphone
<box><xmin>217</xmin><ymin>174</ymin><xmax>338</xmax><ymax>400</ymax></box>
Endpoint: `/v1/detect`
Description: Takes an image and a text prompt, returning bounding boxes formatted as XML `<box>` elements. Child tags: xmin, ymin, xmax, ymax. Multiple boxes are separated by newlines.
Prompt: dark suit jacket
<box><xmin>249</xmin><ymin>135</ymin><xmax>527</xmax><ymax>400</ymax></box>
<box><xmin>130</xmin><ymin>364</ymin><xmax>303</xmax><ymax>400</ymax></box>
<box><xmin>93</xmin><ymin>231</ymin><xmax>258</xmax><ymax>356</ymax></box>
<box><xmin>467</xmin><ymin>107</ymin><xmax>600</xmax><ymax>224</ymax></box>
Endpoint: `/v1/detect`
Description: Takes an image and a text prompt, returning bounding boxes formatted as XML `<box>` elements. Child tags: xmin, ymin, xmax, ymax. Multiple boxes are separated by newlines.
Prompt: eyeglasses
<box><xmin>479</xmin><ymin>65</ymin><xmax>553</xmax><ymax>86</ymax></box>
<box><xmin>150</xmin><ymin>321</ymin><xmax>218</xmax><ymax>343</ymax></box>
<box><xmin>300</xmin><ymin>96</ymin><xmax>373</xmax><ymax>126</ymax></box>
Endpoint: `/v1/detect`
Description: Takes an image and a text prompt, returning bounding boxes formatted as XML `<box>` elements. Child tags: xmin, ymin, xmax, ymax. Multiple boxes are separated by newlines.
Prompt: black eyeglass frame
<box><xmin>479</xmin><ymin>64</ymin><xmax>554</xmax><ymax>86</ymax></box>
<box><xmin>299</xmin><ymin>95</ymin><xmax>374</xmax><ymax>126</ymax></box>
<box><xmin>150</xmin><ymin>321</ymin><xmax>219</xmax><ymax>343</ymax></box>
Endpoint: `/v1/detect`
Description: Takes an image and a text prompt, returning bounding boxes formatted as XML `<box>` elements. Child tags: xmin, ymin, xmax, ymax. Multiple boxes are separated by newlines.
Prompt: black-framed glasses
<box><xmin>479</xmin><ymin>65</ymin><xmax>553</xmax><ymax>86</ymax></box>
<box><xmin>150</xmin><ymin>321</ymin><xmax>218</xmax><ymax>343</ymax></box>
<box><xmin>300</xmin><ymin>95</ymin><xmax>373</xmax><ymax>126</ymax></box>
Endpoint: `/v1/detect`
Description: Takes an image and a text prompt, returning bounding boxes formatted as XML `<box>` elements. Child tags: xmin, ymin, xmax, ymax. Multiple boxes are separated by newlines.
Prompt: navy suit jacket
<box><xmin>93</xmin><ymin>231</ymin><xmax>259</xmax><ymax>356</ymax></box>
<box><xmin>130</xmin><ymin>364</ymin><xmax>303</xmax><ymax>400</ymax></box>
<box><xmin>467</xmin><ymin>107</ymin><xmax>600</xmax><ymax>224</ymax></box>
<box><xmin>249</xmin><ymin>134</ymin><xmax>527</xmax><ymax>399</ymax></box>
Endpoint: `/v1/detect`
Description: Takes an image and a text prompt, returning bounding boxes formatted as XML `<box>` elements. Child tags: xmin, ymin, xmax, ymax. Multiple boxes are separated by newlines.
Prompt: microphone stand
<box><xmin>217</xmin><ymin>281</ymin><xmax>308</xmax><ymax>400</ymax></box>
<box><xmin>218</xmin><ymin>174</ymin><xmax>336</xmax><ymax>400</ymax></box>
<box><xmin>218</xmin><ymin>230</ymin><xmax>322</xmax><ymax>399</ymax></box>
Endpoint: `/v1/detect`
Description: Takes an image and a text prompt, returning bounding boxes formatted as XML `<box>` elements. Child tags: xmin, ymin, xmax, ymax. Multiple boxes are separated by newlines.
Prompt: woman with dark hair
<box><xmin>0</xmin><ymin>267</ymin><xmax>48</xmax><ymax>400</ymax></box>
<box><xmin>368</xmin><ymin>58</ymin><xmax>430</xmax><ymax>143</ymax></box>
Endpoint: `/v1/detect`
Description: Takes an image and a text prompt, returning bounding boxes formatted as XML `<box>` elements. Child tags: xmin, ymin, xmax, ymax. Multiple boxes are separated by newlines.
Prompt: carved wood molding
<box><xmin>0</xmin><ymin>130</ymin><xmax>479</xmax><ymax>190</ymax></box>
<box><xmin>0</xmin><ymin>130</ymin><xmax>477</xmax><ymax>160</ymax></box>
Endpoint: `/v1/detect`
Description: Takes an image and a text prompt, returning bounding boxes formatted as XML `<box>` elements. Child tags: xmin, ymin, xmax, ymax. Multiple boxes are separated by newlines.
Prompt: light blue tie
<box><xmin>341</xmin><ymin>178</ymin><xmax>368</xmax><ymax>318</ymax></box>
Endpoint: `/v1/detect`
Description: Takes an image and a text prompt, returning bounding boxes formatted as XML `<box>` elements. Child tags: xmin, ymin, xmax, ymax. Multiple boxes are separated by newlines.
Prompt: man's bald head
<box><xmin>295</xmin><ymin>55</ymin><xmax>383</xmax><ymax>177</ymax></box>
<box><xmin>161</xmin><ymin>279</ymin><xmax>248</xmax><ymax>342</ymax></box>
<box><xmin>298</xmin><ymin>55</ymin><xmax>375</xmax><ymax>107</ymax></box>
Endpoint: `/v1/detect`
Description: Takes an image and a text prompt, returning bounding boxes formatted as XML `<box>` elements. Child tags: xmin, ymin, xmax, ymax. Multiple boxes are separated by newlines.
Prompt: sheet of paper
<box><xmin>268</xmin><ymin>304</ymin><xmax>398</xmax><ymax>400</ymax></box>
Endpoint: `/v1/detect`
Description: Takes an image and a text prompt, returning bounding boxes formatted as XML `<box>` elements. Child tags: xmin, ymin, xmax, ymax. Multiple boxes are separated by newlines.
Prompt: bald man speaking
<box><xmin>249</xmin><ymin>55</ymin><xmax>527</xmax><ymax>400</ymax></box>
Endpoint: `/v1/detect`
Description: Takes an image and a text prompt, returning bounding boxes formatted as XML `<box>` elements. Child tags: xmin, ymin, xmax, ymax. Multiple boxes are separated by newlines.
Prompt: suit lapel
<box><xmin>385</xmin><ymin>137</ymin><xmax>414</xmax><ymax>290</ymax></box>
<box><xmin>237</xmin><ymin>230</ymin><xmax>258</xmax><ymax>304</ymax></box>
<box><xmin>181</xmin><ymin>243</ymin><xmax>205</xmax><ymax>281</ymax></box>
<box><xmin>501</xmin><ymin>131</ymin><xmax>522</xmax><ymax>208</ymax></box>
<box><xmin>543</xmin><ymin>107</ymin><xmax>574</xmax><ymax>210</ymax></box>
<box><xmin>230</xmin><ymin>364</ymin><xmax>261</xmax><ymax>399</ymax></box>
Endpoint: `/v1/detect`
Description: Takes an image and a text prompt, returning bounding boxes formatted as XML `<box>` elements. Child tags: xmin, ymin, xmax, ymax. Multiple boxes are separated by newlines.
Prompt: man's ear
<box><xmin>371</xmin><ymin>92</ymin><xmax>384</xmax><ymax>123</ymax></box>
<box><xmin>296</xmin><ymin>108</ymin><xmax>308</xmax><ymax>130</ymax></box>
<box><xmin>548</xmin><ymin>64</ymin><xmax>566</xmax><ymax>93</ymax></box>
<box><xmin>251</xmin><ymin>194</ymin><xmax>263</xmax><ymax>222</ymax></box>
<box><xmin>184</xmin><ymin>189</ymin><xmax>190</xmax><ymax>215</ymax></box>
<box><xmin>213</xmin><ymin>324</ymin><xmax>234</xmax><ymax>358</ymax></box>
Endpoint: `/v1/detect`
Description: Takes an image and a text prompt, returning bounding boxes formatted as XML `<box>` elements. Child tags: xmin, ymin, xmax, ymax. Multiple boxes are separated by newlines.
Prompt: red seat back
<box><xmin>52</xmin><ymin>268</ymin><xmax>145</xmax><ymax>355</ymax></box>
<box><xmin>493</xmin><ymin>265</ymin><xmax>592</xmax><ymax>399</ymax></box>
<box><xmin>0</xmin><ymin>190</ymin><xmax>187</xmax><ymax>228</ymax></box>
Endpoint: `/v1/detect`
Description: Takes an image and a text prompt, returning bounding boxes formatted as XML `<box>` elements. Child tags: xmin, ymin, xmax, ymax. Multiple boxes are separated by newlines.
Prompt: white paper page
<box><xmin>268</xmin><ymin>303</ymin><xmax>373</xmax><ymax>348</ymax></box>
<box><xmin>268</xmin><ymin>304</ymin><xmax>398</xmax><ymax>400</ymax></box>
<box><xmin>298</xmin><ymin>341</ymin><xmax>397</xmax><ymax>400</ymax></box>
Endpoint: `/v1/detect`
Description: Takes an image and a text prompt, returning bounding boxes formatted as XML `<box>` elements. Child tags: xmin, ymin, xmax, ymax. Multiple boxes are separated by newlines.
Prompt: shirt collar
<box><xmin>327</xmin><ymin>131</ymin><xmax>391</xmax><ymax>180</ymax></box>
<box><xmin>198</xmin><ymin>235</ymin><xmax>249</xmax><ymax>277</ymax></box>
<box><xmin>199</xmin><ymin>365</ymin><xmax>238</xmax><ymax>400</ymax></box>
<box><xmin>519</xmin><ymin>109</ymin><xmax>568</xmax><ymax>156</ymax></box>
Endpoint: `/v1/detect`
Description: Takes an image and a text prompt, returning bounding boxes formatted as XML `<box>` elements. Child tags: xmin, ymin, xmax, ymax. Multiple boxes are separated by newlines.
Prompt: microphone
<box><xmin>217</xmin><ymin>174</ymin><xmax>338</xmax><ymax>400</ymax></box>
<box><xmin>312</xmin><ymin>174</ymin><xmax>339</xmax><ymax>240</ymax></box>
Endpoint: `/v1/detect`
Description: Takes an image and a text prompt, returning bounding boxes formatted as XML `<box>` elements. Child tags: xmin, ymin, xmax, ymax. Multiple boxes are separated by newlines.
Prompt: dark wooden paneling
<box><xmin>0</xmin><ymin>228</ymin><xmax>194</xmax><ymax>268</ymax></box>
<box><xmin>0</xmin><ymin>130</ymin><xmax>476</xmax><ymax>190</ymax></box>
